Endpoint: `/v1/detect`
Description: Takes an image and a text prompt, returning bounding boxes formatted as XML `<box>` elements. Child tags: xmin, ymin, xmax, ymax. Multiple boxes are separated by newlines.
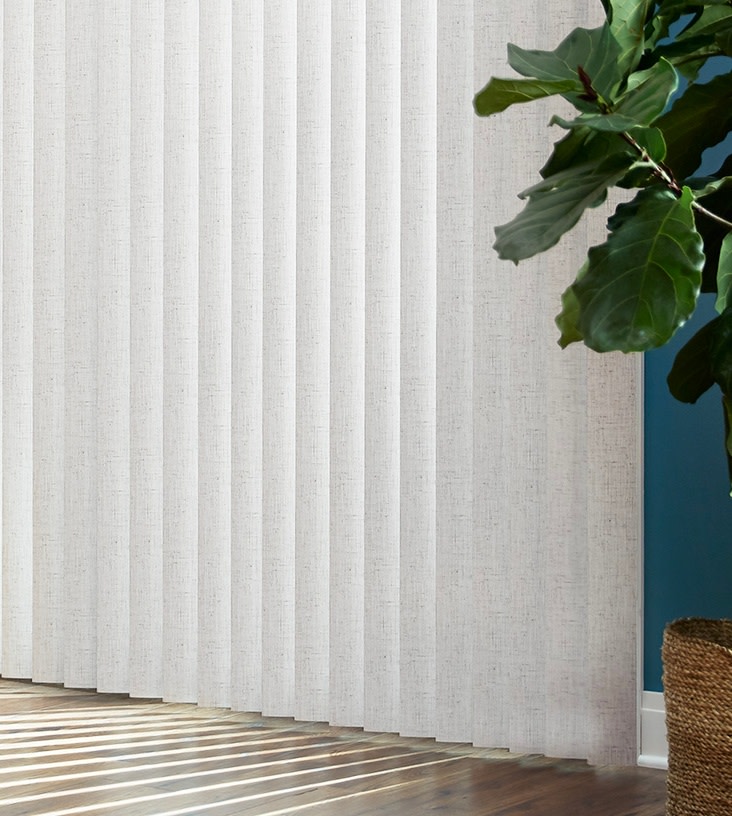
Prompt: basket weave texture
<box><xmin>663</xmin><ymin>618</ymin><xmax>732</xmax><ymax>816</ymax></box>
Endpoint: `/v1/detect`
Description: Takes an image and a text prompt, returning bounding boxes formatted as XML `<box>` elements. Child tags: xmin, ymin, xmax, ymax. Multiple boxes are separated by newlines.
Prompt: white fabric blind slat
<box><xmin>400</xmin><ymin>0</ymin><xmax>438</xmax><ymax>740</ymax></box>
<box><xmin>163</xmin><ymin>0</ymin><xmax>199</xmax><ymax>703</ymax></box>
<box><xmin>262</xmin><ymin>0</ymin><xmax>297</xmax><ymax>718</ymax></box>
<box><xmin>295</xmin><ymin>0</ymin><xmax>331</xmax><ymax>724</ymax></box>
<box><xmin>330</xmin><ymin>0</ymin><xmax>366</xmax><ymax>728</ymax></box>
<box><xmin>97</xmin><ymin>0</ymin><xmax>131</xmax><ymax>694</ymax></box>
<box><xmin>33</xmin><ymin>0</ymin><xmax>65</xmax><ymax>684</ymax></box>
<box><xmin>231</xmin><ymin>0</ymin><xmax>264</xmax><ymax>714</ymax></box>
<box><xmin>436</xmin><ymin>0</ymin><xmax>474</xmax><ymax>745</ymax></box>
<box><xmin>64</xmin><ymin>0</ymin><xmax>98</xmax><ymax>689</ymax></box>
<box><xmin>363</xmin><ymin>0</ymin><xmax>402</xmax><ymax>736</ymax></box>
<box><xmin>3</xmin><ymin>0</ymin><xmax>34</xmax><ymax>679</ymax></box>
<box><xmin>129</xmin><ymin>0</ymin><xmax>164</xmax><ymax>701</ymax></box>
<box><xmin>198</xmin><ymin>0</ymin><xmax>232</xmax><ymax>710</ymax></box>
<box><xmin>0</xmin><ymin>0</ymin><xmax>642</xmax><ymax>766</ymax></box>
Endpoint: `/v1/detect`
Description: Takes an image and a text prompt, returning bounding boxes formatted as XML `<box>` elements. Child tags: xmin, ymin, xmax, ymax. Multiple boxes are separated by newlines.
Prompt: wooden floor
<box><xmin>0</xmin><ymin>679</ymin><xmax>666</xmax><ymax>816</ymax></box>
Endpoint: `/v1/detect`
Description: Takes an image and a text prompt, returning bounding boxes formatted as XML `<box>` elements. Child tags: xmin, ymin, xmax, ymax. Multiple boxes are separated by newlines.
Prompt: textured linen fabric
<box><xmin>0</xmin><ymin>0</ymin><xmax>641</xmax><ymax>765</ymax></box>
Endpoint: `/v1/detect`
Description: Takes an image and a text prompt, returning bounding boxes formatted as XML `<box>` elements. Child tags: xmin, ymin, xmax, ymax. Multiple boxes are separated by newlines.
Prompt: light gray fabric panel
<box><xmin>162</xmin><ymin>0</ymin><xmax>199</xmax><ymax>703</ymax></box>
<box><xmin>1</xmin><ymin>0</ymin><xmax>641</xmax><ymax>765</ymax></box>
<box><xmin>64</xmin><ymin>0</ymin><xmax>99</xmax><ymax>689</ymax></box>
<box><xmin>363</xmin><ymin>0</ymin><xmax>402</xmax><ymax>736</ymax></box>
<box><xmin>329</xmin><ymin>0</ymin><xmax>366</xmax><ymax>730</ymax></box>
<box><xmin>96</xmin><ymin>0</ymin><xmax>131</xmax><ymax>694</ymax></box>
<box><xmin>295</xmin><ymin>0</ymin><xmax>331</xmax><ymax>725</ymax></box>
<box><xmin>231</xmin><ymin>0</ymin><xmax>264</xmax><ymax>714</ymax></box>
<box><xmin>262</xmin><ymin>0</ymin><xmax>297</xmax><ymax>718</ymax></box>
<box><xmin>436</xmin><ymin>0</ymin><xmax>474</xmax><ymax>746</ymax></box>
<box><xmin>33</xmin><ymin>0</ymin><xmax>66</xmax><ymax>684</ymax></box>
<box><xmin>129</xmin><ymin>0</ymin><xmax>164</xmax><ymax>701</ymax></box>
<box><xmin>198</xmin><ymin>0</ymin><xmax>233</xmax><ymax>710</ymax></box>
<box><xmin>3</xmin><ymin>0</ymin><xmax>34</xmax><ymax>679</ymax></box>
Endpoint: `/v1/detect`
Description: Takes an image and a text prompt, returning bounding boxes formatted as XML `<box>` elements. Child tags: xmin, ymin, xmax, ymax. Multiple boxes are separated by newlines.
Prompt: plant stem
<box><xmin>578</xmin><ymin>65</ymin><xmax>732</xmax><ymax>233</ymax></box>
<box><xmin>619</xmin><ymin>131</ymin><xmax>681</xmax><ymax>191</ymax></box>
<box><xmin>692</xmin><ymin>201</ymin><xmax>732</xmax><ymax>231</ymax></box>
<box><xmin>672</xmin><ymin>47</ymin><xmax>723</xmax><ymax>68</ymax></box>
<box><xmin>620</xmin><ymin>131</ymin><xmax>732</xmax><ymax>232</ymax></box>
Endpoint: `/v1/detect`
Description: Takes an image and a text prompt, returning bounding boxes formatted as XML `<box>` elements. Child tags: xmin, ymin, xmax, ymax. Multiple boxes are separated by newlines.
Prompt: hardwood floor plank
<box><xmin>0</xmin><ymin>680</ymin><xmax>666</xmax><ymax>816</ymax></box>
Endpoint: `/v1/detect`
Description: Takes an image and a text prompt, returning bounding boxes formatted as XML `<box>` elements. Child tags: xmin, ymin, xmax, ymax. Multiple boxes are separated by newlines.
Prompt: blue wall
<box><xmin>643</xmin><ymin>55</ymin><xmax>732</xmax><ymax>693</ymax></box>
<box><xmin>644</xmin><ymin>297</ymin><xmax>732</xmax><ymax>691</ymax></box>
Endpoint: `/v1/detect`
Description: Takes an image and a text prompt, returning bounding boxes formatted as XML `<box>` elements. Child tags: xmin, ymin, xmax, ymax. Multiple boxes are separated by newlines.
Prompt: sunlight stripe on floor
<box><xmin>30</xmin><ymin>756</ymin><xmax>463</xmax><ymax>816</ymax></box>
<box><xmin>0</xmin><ymin>740</ymin><xmax>392</xmax><ymax>790</ymax></box>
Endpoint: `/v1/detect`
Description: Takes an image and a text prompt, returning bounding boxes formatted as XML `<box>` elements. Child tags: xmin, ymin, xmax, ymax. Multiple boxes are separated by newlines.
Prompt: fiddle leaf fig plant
<box><xmin>475</xmin><ymin>0</ymin><xmax>732</xmax><ymax>486</ymax></box>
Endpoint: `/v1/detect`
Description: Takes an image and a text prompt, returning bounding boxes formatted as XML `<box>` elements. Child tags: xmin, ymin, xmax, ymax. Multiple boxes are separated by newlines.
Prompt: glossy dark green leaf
<box><xmin>710</xmin><ymin>307</ymin><xmax>732</xmax><ymax>394</ymax></box>
<box><xmin>614</xmin><ymin>127</ymin><xmax>667</xmax><ymax>188</ymax></box>
<box><xmin>652</xmin><ymin>36</ymin><xmax>720</xmax><ymax>81</ymax></box>
<box><xmin>614</xmin><ymin>59</ymin><xmax>678</xmax><ymax>122</ymax></box>
<box><xmin>687</xmin><ymin>174</ymin><xmax>732</xmax><ymax>198</ymax></box>
<box><xmin>659</xmin><ymin>0</ymin><xmax>730</xmax><ymax>12</ymax></box>
<box><xmin>567</xmin><ymin>186</ymin><xmax>704</xmax><ymax>351</ymax></box>
<box><xmin>550</xmin><ymin>112</ymin><xmax>641</xmax><ymax>132</ymax></box>
<box><xmin>556</xmin><ymin>261</ymin><xmax>588</xmax><ymax>347</ymax></box>
<box><xmin>722</xmin><ymin>395</ymin><xmax>732</xmax><ymax>493</ymax></box>
<box><xmin>715</xmin><ymin>233</ymin><xmax>732</xmax><ymax>312</ymax></box>
<box><xmin>656</xmin><ymin>72</ymin><xmax>732</xmax><ymax>180</ymax></box>
<box><xmin>645</xmin><ymin>1</ymin><xmax>695</xmax><ymax>46</ymax></box>
<box><xmin>648</xmin><ymin>0</ymin><xmax>728</xmax><ymax>46</ymax></box>
<box><xmin>507</xmin><ymin>25</ymin><xmax>623</xmax><ymax>102</ymax></box>
<box><xmin>676</xmin><ymin>5</ymin><xmax>732</xmax><ymax>41</ymax></box>
<box><xmin>717</xmin><ymin>29</ymin><xmax>732</xmax><ymax>55</ymax></box>
<box><xmin>539</xmin><ymin>127</ymin><xmax>630</xmax><ymax>178</ymax></box>
<box><xmin>473</xmin><ymin>77</ymin><xmax>578</xmax><ymax>117</ymax></box>
<box><xmin>643</xmin><ymin>4</ymin><xmax>732</xmax><ymax>75</ymax></box>
<box><xmin>667</xmin><ymin>315</ymin><xmax>718</xmax><ymax>402</ymax></box>
<box><xmin>493</xmin><ymin>153</ymin><xmax>634</xmax><ymax>262</ymax></box>
<box><xmin>630</xmin><ymin>125</ymin><xmax>667</xmax><ymax>162</ymax></box>
<box><xmin>608</xmin><ymin>0</ymin><xmax>654</xmax><ymax>77</ymax></box>
<box><xmin>694</xmin><ymin>161</ymin><xmax>732</xmax><ymax>292</ymax></box>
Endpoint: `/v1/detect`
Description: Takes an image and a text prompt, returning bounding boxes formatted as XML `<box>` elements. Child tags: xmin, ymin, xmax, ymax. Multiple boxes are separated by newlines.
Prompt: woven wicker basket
<box><xmin>663</xmin><ymin>618</ymin><xmax>732</xmax><ymax>816</ymax></box>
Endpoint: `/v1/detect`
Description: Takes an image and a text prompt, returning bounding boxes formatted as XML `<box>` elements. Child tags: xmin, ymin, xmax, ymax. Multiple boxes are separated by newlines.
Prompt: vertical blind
<box><xmin>1</xmin><ymin>0</ymin><xmax>641</xmax><ymax>765</ymax></box>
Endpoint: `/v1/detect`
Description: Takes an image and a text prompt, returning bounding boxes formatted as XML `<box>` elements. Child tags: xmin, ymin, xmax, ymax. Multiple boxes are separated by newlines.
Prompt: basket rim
<box><xmin>665</xmin><ymin>617</ymin><xmax>732</xmax><ymax>654</ymax></box>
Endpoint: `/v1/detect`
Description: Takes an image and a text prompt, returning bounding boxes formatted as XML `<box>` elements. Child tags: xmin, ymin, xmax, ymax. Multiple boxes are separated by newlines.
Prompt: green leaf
<box><xmin>722</xmin><ymin>394</ymin><xmax>732</xmax><ymax>493</ymax></box>
<box><xmin>614</xmin><ymin>59</ymin><xmax>679</xmax><ymax>123</ymax></box>
<box><xmin>612</xmin><ymin>128</ymin><xmax>667</xmax><ymax>189</ymax></box>
<box><xmin>652</xmin><ymin>35</ymin><xmax>720</xmax><ymax>65</ymax></box>
<box><xmin>473</xmin><ymin>77</ymin><xmax>578</xmax><ymax>117</ymax></box>
<box><xmin>493</xmin><ymin>153</ymin><xmax>634</xmax><ymax>263</ymax></box>
<box><xmin>556</xmin><ymin>260</ymin><xmax>589</xmax><ymax>347</ymax></box>
<box><xmin>687</xmin><ymin>174</ymin><xmax>732</xmax><ymax>197</ymax></box>
<box><xmin>549</xmin><ymin>60</ymin><xmax>677</xmax><ymax>137</ymax></box>
<box><xmin>656</xmin><ymin>72</ymin><xmax>732</xmax><ymax>180</ymax></box>
<box><xmin>550</xmin><ymin>112</ymin><xmax>642</xmax><ymax>132</ymax></box>
<box><xmin>657</xmin><ymin>0</ymin><xmax>732</xmax><ymax>23</ymax></box>
<box><xmin>645</xmin><ymin>2</ymin><xmax>691</xmax><ymax>47</ymax></box>
<box><xmin>566</xmin><ymin>186</ymin><xmax>705</xmax><ymax>352</ymax></box>
<box><xmin>608</xmin><ymin>0</ymin><xmax>654</xmax><ymax>78</ymax></box>
<box><xmin>659</xmin><ymin>0</ymin><xmax>730</xmax><ymax>12</ymax></box>
<box><xmin>676</xmin><ymin>5</ymin><xmax>732</xmax><ymax>41</ymax></box>
<box><xmin>667</xmin><ymin>316</ymin><xmax>718</xmax><ymax>402</ymax></box>
<box><xmin>647</xmin><ymin>1</ymin><xmax>730</xmax><ymax>56</ymax></box>
<box><xmin>710</xmin><ymin>307</ymin><xmax>732</xmax><ymax>394</ymax></box>
<box><xmin>715</xmin><ymin>233</ymin><xmax>732</xmax><ymax>312</ymax></box>
<box><xmin>539</xmin><ymin>127</ymin><xmax>630</xmax><ymax>178</ymax></box>
<box><xmin>630</xmin><ymin>125</ymin><xmax>667</xmax><ymax>162</ymax></box>
<box><xmin>507</xmin><ymin>25</ymin><xmax>623</xmax><ymax>102</ymax></box>
<box><xmin>694</xmin><ymin>159</ymin><xmax>732</xmax><ymax>292</ymax></box>
<box><xmin>717</xmin><ymin>29</ymin><xmax>732</xmax><ymax>55</ymax></box>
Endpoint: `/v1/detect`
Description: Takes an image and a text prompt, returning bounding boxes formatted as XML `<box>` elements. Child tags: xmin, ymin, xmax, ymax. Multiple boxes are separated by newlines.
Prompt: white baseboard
<box><xmin>638</xmin><ymin>690</ymin><xmax>668</xmax><ymax>769</ymax></box>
